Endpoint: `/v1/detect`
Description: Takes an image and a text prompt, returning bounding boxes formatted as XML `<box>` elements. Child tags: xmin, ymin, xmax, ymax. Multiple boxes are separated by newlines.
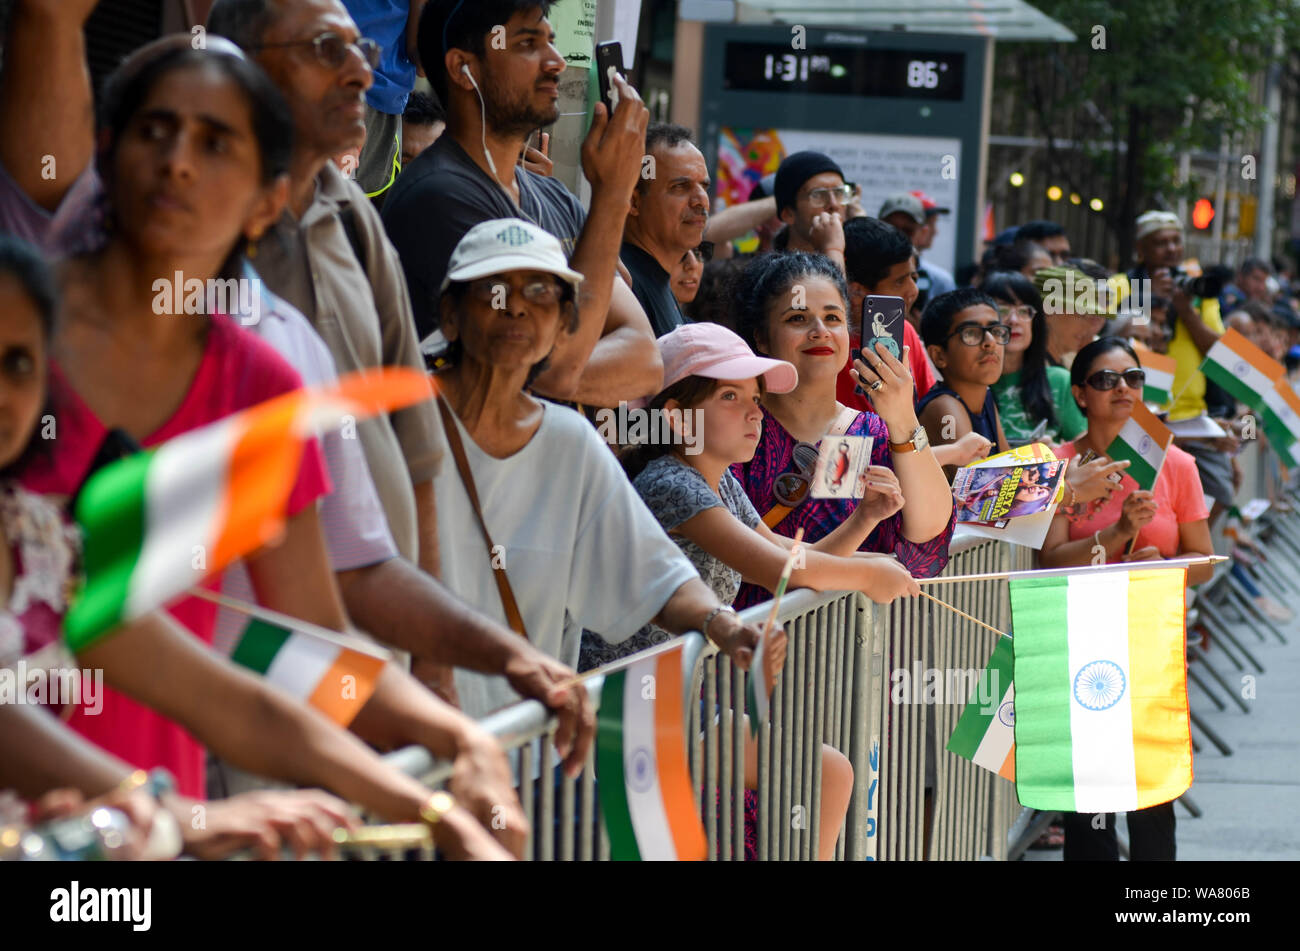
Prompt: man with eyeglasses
<box><xmin>206</xmin><ymin>1</ymin><xmax>600</xmax><ymax>733</ymax></box>
<box><xmin>620</xmin><ymin>122</ymin><xmax>710</xmax><ymax>337</ymax></box>
<box><xmin>772</xmin><ymin>151</ymin><xmax>853</xmax><ymax>271</ymax></box>
<box><xmin>381</xmin><ymin>0</ymin><xmax>662</xmax><ymax>411</ymax></box>
<box><xmin>916</xmin><ymin>288</ymin><xmax>1013</xmax><ymax>480</ymax></box>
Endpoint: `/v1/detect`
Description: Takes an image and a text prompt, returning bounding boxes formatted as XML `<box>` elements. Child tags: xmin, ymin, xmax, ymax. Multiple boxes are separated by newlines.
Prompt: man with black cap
<box><xmin>773</xmin><ymin>151</ymin><xmax>852</xmax><ymax>270</ymax></box>
<box><xmin>879</xmin><ymin>192</ymin><xmax>934</xmax><ymax>311</ymax></box>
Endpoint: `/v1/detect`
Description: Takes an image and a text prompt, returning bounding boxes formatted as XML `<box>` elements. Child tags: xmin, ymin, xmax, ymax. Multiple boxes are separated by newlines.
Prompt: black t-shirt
<box><xmin>381</xmin><ymin>135</ymin><xmax>586</xmax><ymax>341</ymax></box>
<box><xmin>620</xmin><ymin>242</ymin><xmax>685</xmax><ymax>338</ymax></box>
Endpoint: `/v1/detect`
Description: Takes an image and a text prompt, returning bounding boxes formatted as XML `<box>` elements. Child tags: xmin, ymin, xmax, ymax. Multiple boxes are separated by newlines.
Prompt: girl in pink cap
<box><xmin>581</xmin><ymin>321</ymin><xmax>922</xmax><ymax>860</ymax></box>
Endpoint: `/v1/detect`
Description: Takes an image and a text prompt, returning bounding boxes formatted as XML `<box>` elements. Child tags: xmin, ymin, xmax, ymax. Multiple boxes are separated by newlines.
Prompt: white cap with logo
<box><xmin>440</xmin><ymin>218</ymin><xmax>584</xmax><ymax>295</ymax></box>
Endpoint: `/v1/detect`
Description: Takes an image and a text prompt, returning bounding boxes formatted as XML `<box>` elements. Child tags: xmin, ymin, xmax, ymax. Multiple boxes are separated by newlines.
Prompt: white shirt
<box><xmin>439</xmin><ymin>401</ymin><xmax>700</xmax><ymax>718</ymax></box>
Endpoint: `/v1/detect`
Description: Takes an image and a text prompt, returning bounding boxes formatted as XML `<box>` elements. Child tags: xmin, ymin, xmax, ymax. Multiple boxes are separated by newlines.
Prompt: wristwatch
<box><xmin>701</xmin><ymin>604</ymin><xmax>737</xmax><ymax>637</ymax></box>
<box><xmin>888</xmin><ymin>425</ymin><xmax>931</xmax><ymax>454</ymax></box>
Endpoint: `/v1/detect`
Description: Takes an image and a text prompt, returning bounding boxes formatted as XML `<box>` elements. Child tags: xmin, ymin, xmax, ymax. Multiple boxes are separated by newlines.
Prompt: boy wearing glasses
<box><xmin>916</xmin><ymin>288</ymin><xmax>1012</xmax><ymax>480</ymax></box>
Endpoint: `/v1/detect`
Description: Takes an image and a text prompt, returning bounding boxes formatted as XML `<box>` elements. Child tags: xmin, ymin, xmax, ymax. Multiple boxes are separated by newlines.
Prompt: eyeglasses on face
<box><xmin>255</xmin><ymin>32</ymin><xmax>381</xmax><ymax>70</ymax></box>
<box><xmin>804</xmin><ymin>184</ymin><xmax>855</xmax><ymax>209</ymax></box>
<box><xmin>945</xmin><ymin>321</ymin><xmax>1012</xmax><ymax>346</ymax></box>
<box><xmin>684</xmin><ymin>241</ymin><xmax>714</xmax><ymax>264</ymax></box>
<box><xmin>468</xmin><ymin>278</ymin><xmax>565</xmax><ymax>306</ymax></box>
<box><xmin>996</xmin><ymin>304</ymin><xmax>1035</xmax><ymax>322</ymax></box>
<box><xmin>1084</xmin><ymin>368</ymin><xmax>1146</xmax><ymax>391</ymax></box>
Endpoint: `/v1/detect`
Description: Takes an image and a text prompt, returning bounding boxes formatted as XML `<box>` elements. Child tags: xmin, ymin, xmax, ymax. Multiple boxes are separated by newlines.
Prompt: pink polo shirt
<box><xmin>21</xmin><ymin>315</ymin><xmax>330</xmax><ymax>798</ymax></box>
<box><xmin>1056</xmin><ymin>441</ymin><xmax>1208</xmax><ymax>558</ymax></box>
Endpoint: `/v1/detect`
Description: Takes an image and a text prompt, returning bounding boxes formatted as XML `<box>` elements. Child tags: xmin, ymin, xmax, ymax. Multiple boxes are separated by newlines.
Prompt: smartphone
<box><xmin>862</xmin><ymin>295</ymin><xmax>907</xmax><ymax>362</ymax></box>
<box><xmin>596</xmin><ymin>41</ymin><xmax>624</xmax><ymax>111</ymax></box>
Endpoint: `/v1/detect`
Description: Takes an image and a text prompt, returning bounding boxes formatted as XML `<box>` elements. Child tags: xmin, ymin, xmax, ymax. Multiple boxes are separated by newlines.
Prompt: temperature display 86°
<box><xmin>722</xmin><ymin>43</ymin><xmax>965</xmax><ymax>101</ymax></box>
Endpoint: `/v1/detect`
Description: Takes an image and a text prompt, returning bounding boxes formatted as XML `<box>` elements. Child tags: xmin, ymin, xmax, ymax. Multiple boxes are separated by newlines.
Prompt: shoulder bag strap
<box><xmin>434</xmin><ymin>396</ymin><xmax>529</xmax><ymax>639</ymax></box>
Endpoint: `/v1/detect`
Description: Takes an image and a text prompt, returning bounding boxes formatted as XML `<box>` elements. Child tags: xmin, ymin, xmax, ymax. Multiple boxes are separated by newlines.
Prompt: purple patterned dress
<box><xmin>731</xmin><ymin>406</ymin><xmax>955</xmax><ymax>611</ymax></box>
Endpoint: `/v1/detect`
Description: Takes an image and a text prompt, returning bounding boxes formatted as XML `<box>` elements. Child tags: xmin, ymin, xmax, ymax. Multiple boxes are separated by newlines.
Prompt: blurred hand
<box><xmin>32</xmin><ymin>786</ymin><xmax>160</xmax><ymax>861</ymax></box>
<box><xmin>1067</xmin><ymin>455</ymin><xmax>1129</xmax><ymax>505</ymax></box>
<box><xmin>854</xmin><ymin>465</ymin><xmax>905</xmax><ymax>522</ymax></box>
<box><xmin>1117</xmin><ymin>489</ymin><xmax>1158</xmax><ymax>537</ymax></box>
<box><xmin>851</xmin><ymin>342</ymin><xmax>918</xmax><ymax>435</ymax></box>
<box><xmin>860</xmin><ymin>557</ymin><xmax>921</xmax><ymax>603</ymax></box>
<box><xmin>948</xmin><ymin>431</ymin><xmax>993</xmax><ymax>467</ymax></box>
<box><xmin>809</xmin><ymin>211</ymin><xmax>845</xmax><ymax>255</ymax></box>
<box><xmin>710</xmin><ymin>612</ymin><xmax>786</xmax><ymax>677</ymax></box>
<box><xmin>522</xmin><ymin>132</ymin><xmax>553</xmax><ymax>177</ymax></box>
<box><xmin>180</xmin><ymin>789</ymin><xmax>357</xmax><ymax>861</ymax></box>
<box><xmin>503</xmin><ymin>645</ymin><xmax>595</xmax><ymax>779</ymax></box>
<box><xmin>448</xmin><ymin>728</ymin><xmax>528</xmax><ymax>858</ymax></box>
<box><xmin>1150</xmin><ymin>267</ymin><xmax>1175</xmax><ymax>299</ymax></box>
<box><xmin>432</xmin><ymin>805</ymin><xmax>516</xmax><ymax>860</ymax></box>
<box><xmin>581</xmin><ymin>72</ymin><xmax>649</xmax><ymax>204</ymax></box>
<box><xmin>1121</xmin><ymin>545</ymin><xmax>1163</xmax><ymax>563</ymax></box>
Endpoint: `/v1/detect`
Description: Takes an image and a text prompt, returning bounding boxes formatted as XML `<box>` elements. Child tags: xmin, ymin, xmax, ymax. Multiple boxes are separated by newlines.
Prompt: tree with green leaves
<box><xmin>1001</xmin><ymin>0</ymin><xmax>1295</xmax><ymax>262</ymax></box>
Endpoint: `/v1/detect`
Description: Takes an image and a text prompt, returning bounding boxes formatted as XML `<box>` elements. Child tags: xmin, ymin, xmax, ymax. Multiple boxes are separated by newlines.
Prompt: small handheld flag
<box><xmin>596</xmin><ymin>643</ymin><xmax>707</xmax><ymax>861</ymax></box>
<box><xmin>1104</xmin><ymin>400</ymin><xmax>1173</xmax><ymax>491</ymax></box>
<box><xmin>946</xmin><ymin>635</ymin><xmax>1016</xmax><ymax>780</ymax></box>
<box><xmin>64</xmin><ymin>369</ymin><xmax>433</xmax><ymax>651</ymax></box>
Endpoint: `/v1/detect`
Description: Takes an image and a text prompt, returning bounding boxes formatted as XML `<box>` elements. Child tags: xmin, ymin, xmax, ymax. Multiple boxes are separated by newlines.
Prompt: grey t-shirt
<box><xmin>579</xmin><ymin>454</ymin><xmax>761</xmax><ymax>670</ymax></box>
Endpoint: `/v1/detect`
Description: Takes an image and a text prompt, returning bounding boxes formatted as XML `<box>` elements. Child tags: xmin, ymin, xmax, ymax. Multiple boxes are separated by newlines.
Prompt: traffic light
<box><xmin>1192</xmin><ymin>198</ymin><xmax>1215</xmax><ymax>230</ymax></box>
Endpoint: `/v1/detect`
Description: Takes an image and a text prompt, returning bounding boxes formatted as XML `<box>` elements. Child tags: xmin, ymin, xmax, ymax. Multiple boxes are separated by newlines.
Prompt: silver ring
<box><xmin>870</xmin><ymin>380</ymin><xmax>883</xmax><ymax>391</ymax></box>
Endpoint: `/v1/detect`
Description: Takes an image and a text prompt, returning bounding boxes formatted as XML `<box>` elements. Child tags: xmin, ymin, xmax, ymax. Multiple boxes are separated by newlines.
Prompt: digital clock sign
<box><xmin>723</xmin><ymin>42</ymin><xmax>965</xmax><ymax>101</ymax></box>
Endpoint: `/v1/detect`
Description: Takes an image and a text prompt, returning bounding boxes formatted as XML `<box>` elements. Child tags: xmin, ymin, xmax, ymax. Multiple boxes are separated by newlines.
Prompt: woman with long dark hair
<box><xmin>984</xmin><ymin>270</ymin><xmax>1087</xmax><ymax>446</ymax></box>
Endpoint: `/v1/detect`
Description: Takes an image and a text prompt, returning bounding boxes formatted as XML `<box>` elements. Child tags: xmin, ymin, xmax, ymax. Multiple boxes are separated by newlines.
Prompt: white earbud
<box><xmin>461</xmin><ymin>63</ymin><xmax>499</xmax><ymax>180</ymax></box>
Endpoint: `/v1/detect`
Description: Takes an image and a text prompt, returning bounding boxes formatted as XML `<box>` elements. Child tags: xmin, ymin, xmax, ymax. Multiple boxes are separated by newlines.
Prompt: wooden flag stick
<box><xmin>917</xmin><ymin>590</ymin><xmax>1008</xmax><ymax>638</ymax></box>
<box><xmin>917</xmin><ymin>554</ymin><xmax>1227</xmax><ymax>586</ymax></box>
<box><xmin>187</xmin><ymin>587</ymin><xmax>391</xmax><ymax>662</ymax></box>
<box><xmin>759</xmin><ymin>528</ymin><xmax>805</xmax><ymax>645</ymax></box>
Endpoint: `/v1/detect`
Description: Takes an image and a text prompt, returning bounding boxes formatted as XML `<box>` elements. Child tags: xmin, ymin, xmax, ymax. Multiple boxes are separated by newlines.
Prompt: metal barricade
<box><xmin>375</xmin><ymin>540</ymin><xmax>1034</xmax><ymax>861</ymax></box>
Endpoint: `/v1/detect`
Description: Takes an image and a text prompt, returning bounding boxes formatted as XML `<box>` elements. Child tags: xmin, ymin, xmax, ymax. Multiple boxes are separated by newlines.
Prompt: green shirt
<box><xmin>991</xmin><ymin>365</ymin><xmax>1087</xmax><ymax>445</ymax></box>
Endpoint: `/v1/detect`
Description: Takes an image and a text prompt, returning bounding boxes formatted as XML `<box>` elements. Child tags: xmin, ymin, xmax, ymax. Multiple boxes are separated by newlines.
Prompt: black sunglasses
<box><xmin>1085</xmin><ymin>368</ymin><xmax>1146</xmax><ymax>391</ymax></box>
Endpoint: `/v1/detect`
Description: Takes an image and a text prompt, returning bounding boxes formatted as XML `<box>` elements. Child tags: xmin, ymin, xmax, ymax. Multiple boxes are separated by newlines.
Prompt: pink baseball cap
<box><xmin>637</xmin><ymin>323</ymin><xmax>798</xmax><ymax>407</ymax></box>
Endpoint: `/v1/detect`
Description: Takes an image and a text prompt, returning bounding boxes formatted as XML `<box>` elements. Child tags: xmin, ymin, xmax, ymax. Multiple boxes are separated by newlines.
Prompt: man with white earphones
<box><xmin>382</xmin><ymin>0</ymin><xmax>663</xmax><ymax>408</ymax></box>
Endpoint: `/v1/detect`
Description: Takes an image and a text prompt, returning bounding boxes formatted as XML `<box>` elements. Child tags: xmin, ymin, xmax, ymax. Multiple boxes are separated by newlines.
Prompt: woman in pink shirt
<box><xmin>1040</xmin><ymin>337</ymin><xmax>1214</xmax><ymax>583</ymax></box>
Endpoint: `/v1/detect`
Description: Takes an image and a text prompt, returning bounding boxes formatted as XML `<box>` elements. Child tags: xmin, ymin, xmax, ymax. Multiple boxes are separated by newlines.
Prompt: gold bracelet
<box><xmin>418</xmin><ymin>790</ymin><xmax>456</xmax><ymax>826</ymax></box>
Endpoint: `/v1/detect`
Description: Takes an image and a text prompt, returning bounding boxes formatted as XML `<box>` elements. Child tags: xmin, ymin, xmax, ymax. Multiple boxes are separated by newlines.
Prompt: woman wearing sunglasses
<box><xmin>730</xmin><ymin>253</ymin><xmax>955</xmax><ymax>610</ymax></box>
<box><xmin>1039</xmin><ymin>337</ymin><xmax>1214</xmax><ymax>585</ymax></box>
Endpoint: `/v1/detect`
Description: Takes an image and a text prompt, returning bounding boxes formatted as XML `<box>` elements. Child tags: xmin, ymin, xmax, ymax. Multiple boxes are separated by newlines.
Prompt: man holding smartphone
<box><xmin>382</xmin><ymin>0</ymin><xmax>662</xmax><ymax>409</ymax></box>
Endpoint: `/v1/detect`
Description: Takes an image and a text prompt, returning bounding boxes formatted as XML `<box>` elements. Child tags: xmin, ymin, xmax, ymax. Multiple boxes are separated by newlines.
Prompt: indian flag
<box><xmin>1134</xmin><ymin>346</ymin><xmax>1177</xmax><ymax>407</ymax></box>
<box><xmin>946</xmin><ymin>635</ymin><xmax>1015</xmax><ymax>780</ymax></box>
<box><xmin>1260</xmin><ymin>378</ymin><xmax>1300</xmax><ymax>454</ymax></box>
<box><xmin>230</xmin><ymin>616</ymin><xmax>386</xmax><ymax>726</ymax></box>
<box><xmin>1104</xmin><ymin>400</ymin><xmax>1173</xmax><ymax>490</ymax></box>
<box><xmin>596</xmin><ymin>645</ymin><xmax>707</xmax><ymax>861</ymax></box>
<box><xmin>65</xmin><ymin>369</ymin><xmax>433</xmax><ymax>651</ymax></box>
<box><xmin>1009</xmin><ymin>566</ymin><xmax>1193</xmax><ymax>813</ymax></box>
<box><xmin>1201</xmin><ymin>327</ymin><xmax>1284</xmax><ymax>411</ymax></box>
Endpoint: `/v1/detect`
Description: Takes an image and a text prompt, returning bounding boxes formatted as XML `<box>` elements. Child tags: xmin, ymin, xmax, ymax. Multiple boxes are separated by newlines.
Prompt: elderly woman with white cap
<box><xmin>433</xmin><ymin>220</ymin><xmax>783</xmax><ymax>719</ymax></box>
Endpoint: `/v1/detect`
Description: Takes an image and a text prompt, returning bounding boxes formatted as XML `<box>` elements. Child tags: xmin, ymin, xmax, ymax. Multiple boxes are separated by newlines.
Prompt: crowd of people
<box><xmin>0</xmin><ymin>0</ymin><xmax>1294</xmax><ymax>863</ymax></box>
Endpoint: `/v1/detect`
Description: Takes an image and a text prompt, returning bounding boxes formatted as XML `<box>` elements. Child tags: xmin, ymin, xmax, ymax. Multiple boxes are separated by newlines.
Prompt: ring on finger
<box><xmin>870</xmin><ymin>380</ymin><xmax>883</xmax><ymax>391</ymax></box>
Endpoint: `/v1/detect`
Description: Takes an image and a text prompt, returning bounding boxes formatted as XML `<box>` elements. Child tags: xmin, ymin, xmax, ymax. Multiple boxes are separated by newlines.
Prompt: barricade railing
<box><xmin>373</xmin><ymin>539</ymin><xmax>1036</xmax><ymax>861</ymax></box>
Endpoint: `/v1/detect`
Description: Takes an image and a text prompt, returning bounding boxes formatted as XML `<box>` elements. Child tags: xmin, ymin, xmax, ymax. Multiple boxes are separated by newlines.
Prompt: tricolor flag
<box><xmin>64</xmin><ymin>369</ymin><xmax>433</xmax><ymax>650</ymax></box>
<box><xmin>230</xmin><ymin>616</ymin><xmax>386</xmax><ymax>726</ymax></box>
<box><xmin>1009</xmin><ymin>566</ymin><xmax>1193</xmax><ymax>813</ymax></box>
<box><xmin>946</xmin><ymin>635</ymin><xmax>1015</xmax><ymax>780</ymax></box>
<box><xmin>1200</xmin><ymin>327</ymin><xmax>1284</xmax><ymax>412</ymax></box>
<box><xmin>1133</xmin><ymin>346</ymin><xmax>1177</xmax><ymax>407</ymax></box>
<box><xmin>745</xmin><ymin>631</ymin><xmax>777</xmax><ymax>738</ymax></box>
<box><xmin>1104</xmin><ymin>400</ymin><xmax>1174</xmax><ymax>490</ymax></box>
<box><xmin>596</xmin><ymin>645</ymin><xmax>707</xmax><ymax>861</ymax></box>
<box><xmin>1260</xmin><ymin>377</ymin><xmax>1300</xmax><ymax>455</ymax></box>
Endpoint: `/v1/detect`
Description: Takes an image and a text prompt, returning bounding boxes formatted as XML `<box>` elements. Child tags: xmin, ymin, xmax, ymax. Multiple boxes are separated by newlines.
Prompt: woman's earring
<box><xmin>246</xmin><ymin>228</ymin><xmax>263</xmax><ymax>260</ymax></box>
